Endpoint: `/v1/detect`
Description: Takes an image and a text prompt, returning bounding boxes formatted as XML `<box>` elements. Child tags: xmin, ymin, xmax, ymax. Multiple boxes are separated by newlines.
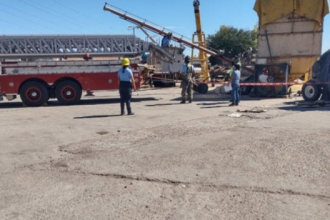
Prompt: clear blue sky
<box><xmin>0</xmin><ymin>0</ymin><xmax>329</xmax><ymax>53</ymax></box>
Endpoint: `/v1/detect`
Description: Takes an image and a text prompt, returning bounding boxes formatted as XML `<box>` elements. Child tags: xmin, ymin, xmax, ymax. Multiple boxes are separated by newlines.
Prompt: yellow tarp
<box><xmin>254</xmin><ymin>0</ymin><xmax>329</xmax><ymax>29</ymax></box>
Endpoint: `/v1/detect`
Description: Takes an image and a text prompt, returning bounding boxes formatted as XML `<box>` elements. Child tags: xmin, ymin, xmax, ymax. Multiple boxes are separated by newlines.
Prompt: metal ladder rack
<box><xmin>0</xmin><ymin>35</ymin><xmax>149</xmax><ymax>59</ymax></box>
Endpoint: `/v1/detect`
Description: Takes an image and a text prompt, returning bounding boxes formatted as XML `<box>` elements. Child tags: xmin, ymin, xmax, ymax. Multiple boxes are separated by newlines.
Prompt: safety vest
<box><xmin>184</xmin><ymin>64</ymin><xmax>193</xmax><ymax>82</ymax></box>
<box><xmin>229</xmin><ymin>62</ymin><xmax>241</xmax><ymax>77</ymax></box>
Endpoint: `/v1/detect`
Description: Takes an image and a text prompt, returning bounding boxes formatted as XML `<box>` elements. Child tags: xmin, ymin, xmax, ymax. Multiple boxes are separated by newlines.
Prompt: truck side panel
<box><xmin>0</xmin><ymin>72</ymin><xmax>140</xmax><ymax>95</ymax></box>
<box><xmin>257</xmin><ymin>17</ymin><xmax>322</xmax><ymax>81</ymax></box>
<box><xmin>0</xmin><ymin>75</ymin><xmax>15</xmax><ymax>95</ymax></box>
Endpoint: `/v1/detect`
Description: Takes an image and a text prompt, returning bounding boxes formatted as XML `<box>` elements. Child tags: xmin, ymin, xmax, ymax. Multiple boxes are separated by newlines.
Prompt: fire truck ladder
<box><xmin>0</xmin><ymin>35</ymin><xmax>149</xmax><ymax>59</ymax></box>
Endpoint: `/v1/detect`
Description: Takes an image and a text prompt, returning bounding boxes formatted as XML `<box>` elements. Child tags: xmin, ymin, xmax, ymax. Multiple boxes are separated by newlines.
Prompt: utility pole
<box><xmin>127</xmin><ymin>25</ymin><xmax>138</xmax><ymax>36</ymax></box>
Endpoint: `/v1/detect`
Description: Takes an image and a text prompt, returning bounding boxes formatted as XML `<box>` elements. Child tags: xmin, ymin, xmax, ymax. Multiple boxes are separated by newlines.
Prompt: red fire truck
<box><xmin>0</xmin><ymin>59</ymin><xmax>141</xmax><ymax>106</ymax></box>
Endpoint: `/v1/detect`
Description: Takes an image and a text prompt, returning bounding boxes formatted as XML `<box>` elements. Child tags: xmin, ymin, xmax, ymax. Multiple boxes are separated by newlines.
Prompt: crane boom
<box><xmin>103</xmin><ymin>2</ymin><xmax>254</xmax><ymax>73</ymax></box>
<box><xmin>191</xmin><ymin>0</ymin><xmax>209</xmax><ymax>82</ymax></box>
<box><xmin>104</xmin><ymin>3</ymin><xmax>227</xmax><ymax>61</ymax></box>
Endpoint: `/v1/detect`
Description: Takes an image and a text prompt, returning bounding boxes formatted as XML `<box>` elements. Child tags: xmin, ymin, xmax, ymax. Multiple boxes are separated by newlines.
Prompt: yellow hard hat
<box><xmin>122</xmin><ymin>58</ymin><xmax>130</xmax><ymax>66</ymax></box>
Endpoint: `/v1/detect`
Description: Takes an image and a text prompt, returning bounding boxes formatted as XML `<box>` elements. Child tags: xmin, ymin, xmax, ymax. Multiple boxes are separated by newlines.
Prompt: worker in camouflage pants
<box><xmin>180</xmin><ymin>56</ymin><xmax>195</xmax><ymax>103</ymax></box>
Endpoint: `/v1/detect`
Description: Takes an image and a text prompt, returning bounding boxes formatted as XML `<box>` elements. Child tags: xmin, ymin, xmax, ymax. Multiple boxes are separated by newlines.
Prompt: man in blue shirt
<box><xmin>227</xmin><ymin>62</ymin><xmax>241</xmax><ymax>106</ymax></box>
<box><xmin>161</xmin><ymin>32</ymin><xmax>172</xmax><ymax>47</ymax></box>
<box><xmin>140</xmin><ymin>52</ymin><xmax>149</xmax><ymax>64</ymax></box>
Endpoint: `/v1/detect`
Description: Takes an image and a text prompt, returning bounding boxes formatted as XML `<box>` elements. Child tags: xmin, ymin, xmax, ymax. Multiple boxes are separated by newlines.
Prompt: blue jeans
<box><xmin>231</xmin><ymin>84</ymin><xmax>240</xmax><ymax>104</ymax></box>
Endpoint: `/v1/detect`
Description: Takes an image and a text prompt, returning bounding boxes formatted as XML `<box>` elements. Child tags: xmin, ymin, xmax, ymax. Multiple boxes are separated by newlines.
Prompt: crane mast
<box><xmin>191</xmin><ymin>0</ymin><xmax>209</xmax><ymax>83</ymax></box>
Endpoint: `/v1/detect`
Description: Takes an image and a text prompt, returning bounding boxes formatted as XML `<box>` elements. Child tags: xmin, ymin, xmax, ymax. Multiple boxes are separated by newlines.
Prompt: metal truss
<box><xmin>0</xmin><ymin>35</ymin><xmax>149</xmax><ymax>59</ymax></box>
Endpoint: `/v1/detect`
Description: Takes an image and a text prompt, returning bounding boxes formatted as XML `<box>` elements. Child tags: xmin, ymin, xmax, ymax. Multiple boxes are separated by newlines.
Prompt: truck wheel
<box><xmin>153</xmin><ymin>81</ymin><xmax>161</xmax><ymax>87</ymax></box>
<box><xmin>197</xmin><ymin>83</ymin><xmax>208</xmax><ymax>94</ymax></box>
<box><xmin>302</xmin><ymin>83</ymin><xmax>321</xmax><ymax>101</ymax></box>
<box><xmin>55</xmin><ymin>81</ymin><xmax>82</xmax><ymax>105</ymax></box>
<box><xmin>20</xmin><ymin>81</ymin><xmax>48</xmax><ymax>107</ymax></box>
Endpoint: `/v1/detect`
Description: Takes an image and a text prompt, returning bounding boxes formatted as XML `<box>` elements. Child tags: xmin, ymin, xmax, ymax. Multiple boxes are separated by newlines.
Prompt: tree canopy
<box><xmin>207</xmin><ymin>25</ymin><xmax>257</xmax><ymax>59</ymax></box>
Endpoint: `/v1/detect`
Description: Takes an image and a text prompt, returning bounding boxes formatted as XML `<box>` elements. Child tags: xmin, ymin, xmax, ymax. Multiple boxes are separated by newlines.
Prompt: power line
<box><xmin>24</xmin><ymin>0</ymin><xmax>78</xmax><ymax>20</ymax></box>
<box><xmin>0</xmin><ymin>18</ymin><xmax>40</xmax><ymax>33</ymax></box>
<box><xmin>18</xmin><ymin>0</ymin><xmax>91</xmax><ymax>34</ymax></box>
<box><xmin>51</xmin><ymin>0</ymin><xmax>124</xmax><ymax>33</ymax></box>
<box><xmin>0</xmin><ymin>8</ymin><xmax>56</xmax><ymax>33</ymax></box>
<box><xmin>31</xmin><ymin>0</ymin><xmax>115</xmax><ymax>34</ymax></box>
<box><xmin>0</xmin><ymin>2</ymin><xmax>64</xmax><ymax>33</ymax></box>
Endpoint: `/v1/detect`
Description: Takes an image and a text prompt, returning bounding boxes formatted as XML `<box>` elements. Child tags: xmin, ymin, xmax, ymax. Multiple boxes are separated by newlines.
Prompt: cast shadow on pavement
<box><xmin>73</xmin><ymin>114</ymin><xmax>122</xmax><ymax>119</ymax></box>
<box><xmin>196</xmin><ymin>101</ymin><xmax>229</xmax><ymax>106</ymax></box>
<box><xmin>279</xmin><ymin>101</ymin><xmax>330</xmax><ymax>112</ymax></box>
<box><xmin>200</xmin><ymin>105</ymin><xmax>230</xmax><ymax>109</ymax></box>
<box><xmin>145</xmin><ymin>103</ymin><xmax>183</xmax><ymax>107</ymax></box>
<box><xmin>170</xmin><ymin>94</ymin><xmax>261</xmax><ymax>103</ymax></box>
<box><xmin>0</xmin><ymin>97</ymin><xmax>158</xmax><ymax>109</ymax></box>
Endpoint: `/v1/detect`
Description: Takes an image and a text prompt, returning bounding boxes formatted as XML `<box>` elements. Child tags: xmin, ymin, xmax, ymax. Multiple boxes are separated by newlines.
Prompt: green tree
<box><xmin>207</xmin><ymin>25</ymin><xmax>257</xmax><ymax>58</ymax></box>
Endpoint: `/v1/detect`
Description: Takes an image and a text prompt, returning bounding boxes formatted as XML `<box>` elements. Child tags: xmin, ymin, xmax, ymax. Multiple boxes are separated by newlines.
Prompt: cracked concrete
<box><xmin>39</xmin><ymin>168</ymin><xmax>330</xmax><ymax>201</ymax></box>
<box><xmin>1</xmin><ymin>87</ymin><xmax>330</xmax><ymax>220</ymax></box>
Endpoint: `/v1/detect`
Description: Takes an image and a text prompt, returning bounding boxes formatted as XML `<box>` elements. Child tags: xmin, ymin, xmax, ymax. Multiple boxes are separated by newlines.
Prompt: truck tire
<box><xmin>197</xmin><ymin>83</ymin><xmax>208</xmax><ymax>94</ymax></box>
<box><xmin>153</xmin><ymin>81</ymin><xmax>161</xmax><ymax>87</ymax></box>
<box><xmin>302</xmin><ymin>83</ymin><xmax>321</xmax><ymax>101</ymax></box>
<box><xmin>20</xmin><ymin>81</ymin><xmax>49</xmax><ymax>107</ymax></box>
<box><xmin>55</xmin><ymin>80</ymin><xmax>82</xmax><ymax>105</ymax></box>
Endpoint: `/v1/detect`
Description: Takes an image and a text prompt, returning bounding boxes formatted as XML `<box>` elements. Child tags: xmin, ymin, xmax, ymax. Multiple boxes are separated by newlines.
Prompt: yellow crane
<box><xmin>191</xmin><ymin>0</ymin><xmax>210</xmax><ymax>84</ymax></box>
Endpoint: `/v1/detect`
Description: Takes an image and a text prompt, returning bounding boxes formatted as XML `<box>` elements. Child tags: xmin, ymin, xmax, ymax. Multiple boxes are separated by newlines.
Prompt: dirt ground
<box><xmin>0</xmin><ymin>86</ymin><xmax>330</xmax><ymax>220</ymax></box>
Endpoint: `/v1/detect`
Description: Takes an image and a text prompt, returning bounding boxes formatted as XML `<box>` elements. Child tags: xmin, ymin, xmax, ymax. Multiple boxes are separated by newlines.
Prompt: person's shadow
<box><xmin>73</xmin><ymin>114</ymin><xmax>122</xmax><ymax>119</ymax></box>
<box><xmin>145</xmin><ymin>103</ymin><xmax>183</xmax><ymax>107</ymax></box>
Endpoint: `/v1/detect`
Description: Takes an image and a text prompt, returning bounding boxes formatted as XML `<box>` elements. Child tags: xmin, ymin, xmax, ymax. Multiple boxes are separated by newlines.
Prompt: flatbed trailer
<box><xmin>0</xmin><ymin>60</ymin><xmax>141</xmax><ymax>106</ymax></box>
